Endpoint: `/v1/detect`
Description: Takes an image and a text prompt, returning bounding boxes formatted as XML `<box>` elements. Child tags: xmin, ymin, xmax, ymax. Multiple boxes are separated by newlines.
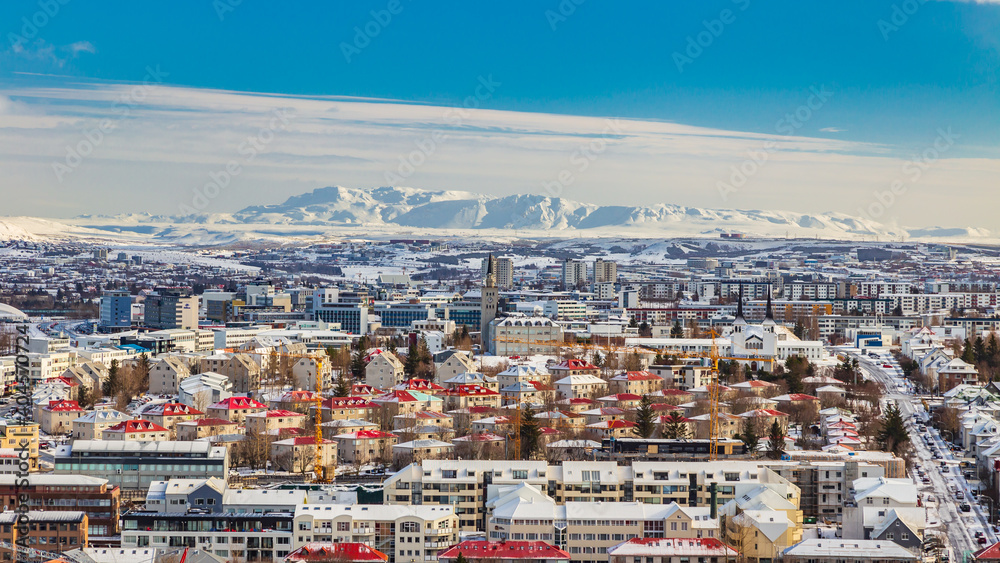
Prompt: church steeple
<box><xmin>484</xmin><ymin>253</ymin><xmax>496</xmax><ymax>288</ymax></box>
<box><xmin>763</xmin><ymin>286</ymin><xmax>776</xmax><ymax>328</ymax></box>
<box><xmin>734</xmin><ymin>283</ymin><xmax>747</xmax><ymax>330</ymax></box>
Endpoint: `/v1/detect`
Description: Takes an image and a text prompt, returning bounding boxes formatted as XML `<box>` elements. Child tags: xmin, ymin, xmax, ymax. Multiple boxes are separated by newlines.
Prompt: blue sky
<box><xmin>1</xmin><ymin>0</ymin><xmax>999</xmax><ymax>228</ymax></box>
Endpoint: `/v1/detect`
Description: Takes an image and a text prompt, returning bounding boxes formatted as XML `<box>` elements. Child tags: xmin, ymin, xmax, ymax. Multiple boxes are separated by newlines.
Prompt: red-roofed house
<box><xmin>37</xmin><ymin>400</ymin><xmax>84</xmax><ymax>434</ymax></box>
<box><xmin>609</xmin><ymin>371</ymin><xmax>664</xmax><ymax>395</ymax></box>
<box><xmin>285</xmin><ymin>542</ymin><xmax>388</xmax><ymax>563</ymax></box>
<box><xmin>772</xmin><ymin>393</ymin><xmax>821</xmax><ymax>410</ymax></box>
<box><xmin>393</xmin><ymin>378</ymin><xmax>446</xmax><ymax>394</ymax></box>
<box><xmin>586</xmin><ymin>419</ymin><xmax>636</xmax><ymax>439</ymax></box>
<box><xmin>332</xmin><ymin>430</ymin><xmax>398</xmax><ymax>465</ymax></box>
<box><xmin>731</xmin><ymin>379</ymin><xmax>780</xmax><ymax>396</ymax></box>
<box><xmin>973</xmin><ymin>541</ymin><xmax>1000</xmax><ymax>562</ymax></box>
<box><xmin>555</xmin><ymin>397</ymin><xmax>597</xmax><ymax>413</ymax></box>
<box><xmin>271</xmin><ymin>436</ymin><xmax>337</xmax><ymax>473</ymax></box>
<box><xmin>438</xmin><ymin>541</ymin><xmax>570</xmax><ymax>563</ymax></box>
<box><xmin>596</xmin><ymin>393</ymin><xmax>643</xmax><ymax>409</ymax></box>
<box><xmin>351</xmin><ymin>383</ymin><xmax>378</xmax><ymax>398</ymax></box>
<box><xmin>272</xmin><ymin>390</ymin><xmax>320</xmax><ymax>413</ymax></box>
<box><xmin>549</xmin><ymin>359</ymin><xmax>601</xmax><ymax>378</ymax></box>
<box><xmin>439</xmin><ymin>384</ymin><xmax>501</xmax><ymax>410</ymax></box>
<box><xmin>102</xmin><ymin>419</ymin><xmax>170</xmax><ymax>441</ymax></box>
<box><xmin>207</xmin><ymin>396</ymin><xmax>268</xmax><ymax>423</ymax></box>
<box><xmin>175</xmin><ymin>417</ymin><xmax>240</xmax><ymax>440</ymax></box>
<box><xmin>143</xmin><ymin>402</ymin><xmax>205</xmax><ymax>430</ymax></box>
<box><xmin>607</xmin><ymin>537</ymin><xmax>738</xmax><ymax>563</ymax></box>
<box><xmin>245</xmin><ymin>409</ymin><xmax>307</xmax><ymax>435</ymax></box>
<box><xmin>318</xmin><ymin>396</ymin><xmax>380</xmax><ymax>422</ymax></box>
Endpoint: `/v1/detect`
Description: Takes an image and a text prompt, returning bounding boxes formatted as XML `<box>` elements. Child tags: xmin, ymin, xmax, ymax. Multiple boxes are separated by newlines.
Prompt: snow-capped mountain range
<box><xmin>0</xmin><ymin>186</ymin><xmax>993</xmax><ymax>244</ymax></box>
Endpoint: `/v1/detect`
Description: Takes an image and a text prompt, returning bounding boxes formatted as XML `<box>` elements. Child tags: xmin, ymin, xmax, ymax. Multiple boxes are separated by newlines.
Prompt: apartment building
<box><xmin>0</xmin><ymin>511</ymin><xmax>87</xmax><ymax>557</ymax></box>
<box><xmin>0</xmin><ymin>475</ymin><xmax>120</xmax><ymax>537</ymax></box>
<box><xmin>0</xmin><ymin>419</ymin><xmax>39</xmax><ymax>470</ymax></box>
<box><xmin>53</xmin><ymin>441</ymin><xmax>228</xmax><ymax>493</ymax></box>
<box><xmin>293</xmin><ymin>504</ymin><xmax>459</xmax><ymax>563</ymax></box>
<box><xmin>384</xmin><ymin>460</ymin><xmax>800</xmax><ymax>533</ymax></box>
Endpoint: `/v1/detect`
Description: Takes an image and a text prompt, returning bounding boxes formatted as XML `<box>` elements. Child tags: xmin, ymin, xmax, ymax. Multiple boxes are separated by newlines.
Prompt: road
<box><xmin>840</xmin><ymin>348</ymin><xmax>994</xmax><ymax>560</ymax></box>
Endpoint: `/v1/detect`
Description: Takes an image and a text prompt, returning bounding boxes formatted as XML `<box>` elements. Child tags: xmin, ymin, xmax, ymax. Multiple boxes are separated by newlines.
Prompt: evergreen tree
<box><xmin>767</xmin><ymin>420</ymin><xmax>786</xmax><ymax>460</ymax></box>
<box><xmin>334</xmin><ymin>373</ymin><xmax>351</xmax><ymax>397</ymax></box>
<box><xmin>962</xmin><ymin>338</ymin><xmax>977</xmax><ymax>364</ymax></box>
<box><xmin>876</xmin><ymin>403</ymin><xmax>910</xmax><ymax>455</ymax></box>
<box><xmin>137</xmin><ymin>353</ymin><xmax>151</xmax><ymax>390</ymax></box>
<box><xmin>103</xmin><ymin>359</ymin><xmax>120</xmax><ymax>397</ymax></box>
<box><xmin>77</xmin><ymin>384</ymin><xmax>93</xmax><ymax>410</ymax></box>
<box><xmin>404</xmin><ymin>345</ymin><xmax>419</xmax><ymax>377</ymax></box>
<box><xmin>632</xmin><ymin>395</ymin><xmax>657</xmax><ymax>438</ymax></box>
<box><xmin>793</xmin><ymin>320</ymin><xmax>805</xmax><ymax>339</ymax></box>
<box><xmin>987</xmin><ymin>334</ymin><xmax>1000</xmax><ymax>368</ymax></box>
<box><xmin>660</xmin><ymin>412</ymin><xmax>689</xmax><ymax>440</ymax></box>
<box><xmin>670</xmin><ymin>320</ymin><xmax>684</xmax><ymax>338</ymax></box>
<box><xmin>737</xmin><ymin>418</ymin><xmax>760</xmax><ymax>457</ymax></box>
<box><xmin>519</xmin><ymin>408</ymin><xmax>541</xmax><ymax>460</ymax></box>
<box><xmin>456</xmin><ymin>553</ymin><xmax>468</xmax><ymax>563</ymax></box>
<box><xmin>350</xmin><ymin>349</ymin><xmax>366</xmax><ymax>379</ymax></box>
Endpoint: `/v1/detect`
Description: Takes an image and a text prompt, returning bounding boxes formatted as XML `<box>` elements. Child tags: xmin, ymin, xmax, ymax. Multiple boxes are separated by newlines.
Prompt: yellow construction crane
<box><xmin>493</xmin><ymin>334</ymin><xmax>773</xmax><ymax>461</ymax></box>
<box><xmin>230</xmin><ymin>348</ymin><xmax>331</xmax><ymax>482</ymax></box>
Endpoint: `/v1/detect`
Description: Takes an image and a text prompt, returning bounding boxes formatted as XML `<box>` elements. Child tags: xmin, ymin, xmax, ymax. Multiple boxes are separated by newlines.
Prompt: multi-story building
<box><xmin>99</xmin><ymin>289</ymin><xmax>132</xmax><ymax>331</ymax></box>
<box><xmin>143</xmin><ymin>288</ymin><xmax>199</xmax><ymax>330</ymax></box>
<box><xmin>491</xmin><ymin>316</ymin><xmax>563</xmax><ymax>356</ymax></box>
<box><xmin>480</xmin><ymin>256</ymin><xmax>514</xmax><ymax>289</ymax></box>
<box><xmin>0</xmin><ymin>419</ymin><xmax>39</xmax><ymax>470</ymax></box>
<box><xmin>562</xmin><ymin>260</ymin><xmax>588</xmax><ymax>288</ymax></box>
<box><xmin>0</xmin><ymin>511</ymin><xmax>87</xmax><ymax>556</ymax></box>
<box><xmin>293</xmin><ymin>504</ymin><xmax>459</xmax><ymax>562</ymax></box>
<box><xmin>593</xmin><ymin>259</ymin><xmax>617</xmax><ymax>284</ymax></box>
<box><xmin>122</xmin><ymin>509</ymin><xmax>294</xmax><ymax>559</ymax></box>
<box><xmin>312</xmin><ymin>288</ymin><xmax>370</xmax><ymax>334</ymax></box>
<box><xmin>0</xmin><ymin>475</ymin><xmax>121</xmax><ymax>537</ymax></box>
<box><xmin>53</xmin><ymin>441</ymin><xmax>228</xmax><ymax>494</ymax></box>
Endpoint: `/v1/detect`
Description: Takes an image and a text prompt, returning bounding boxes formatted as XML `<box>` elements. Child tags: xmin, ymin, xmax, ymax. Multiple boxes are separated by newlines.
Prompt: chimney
<box><xmin>710</xmin><ymin>482</ymin><xmax>718</xmax><ymax>520</ymax></box>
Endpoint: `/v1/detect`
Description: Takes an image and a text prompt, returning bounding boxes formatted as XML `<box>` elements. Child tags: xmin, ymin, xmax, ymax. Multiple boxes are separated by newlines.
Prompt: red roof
<box><xmin>46</xmin><ymin>400</ymin><xmax>82</xmax><ymax>412</ymax></box>
<box><xmin>47</xmin><ymin>376</ymin><xmax>80</xmax><ymax>387</ymax></box>
<box><xmin>441</xmin><ymin>384</ymin><xmax>499</xmax><ymax>397</ymax></box>
<box><xmin>657</xmin><ymin>414</ymin><xmax>690</xmax><ymax>423</ymax></box>
<box><xmin>284</xmin><ymin>436</ymin><xmax>336</xmax><ymax>445</ymax></box>
<box><xmin>600</xmin><ymin>393</ymin><xmax>643</xmax><ymax>401</ymax></box>
<box><xmin>188</xmin><ymin>418</ymin><xmax>236</xmax><ymax>427</ymax></box>
<box><xmin>614</xmin><ymin>371</ymin><xmax>663</xmax><ymax>381</ymax></box>
<box><xmin>466</xmin><ymin>406</ymin><xmax>497</xmax><ymax>414</ymax></box>
<box><xmin>209</xmin><ymin>396</ymin><xmax>267</xmax><ymax>410</ymax></box>
<box><xmin>152</xmin><ymin>402</ymin><xmax>204</xmax><ymax>416</ymax></box>
<box><xmin>264</xmin><ymin>409</ymin><xmax>305</xmax><ymax>418</ymax></box>
<box><xmin>440</xmin><ymin>541</ymin><xmax>570</xmax><ymax>562</ymax></box>
<box><xmin>323</xmin><ymin>396</ymin><xmax>377</xmax><ymax>408</ymax></box>
<box><xmin>105</xmin><ymin>419</ymin><xmax>168</xmax><ymax>433</ymax></box>
<box><xmin>338</xmin><ymin>430</ymin><xmax>396</xmax><ymax>440</ymax></box>
<box><xmin>591</xmin><ymin>419</ymin><xmax>636</xmax><ymax>429</ymax></box>
<box><xmin>650</xmin><ymin>403</ymin><xmax>683</xmax><ymax>412</ymax></box>
<box><xmin>453</xmin><ymin>432</ymin><xmax>505</xmax><ymax>442</ymax></box>
<box><xmin>784</xmin><ymin>393</ymin><xmax>820</xmax><ymax>401</ymax></box>
<box><xmin>286</xmin><ymin>542</ymin><xmax>388</xmax><ymax>562</ymax></box>
<box><xmin>552</xmin><ymin>359</ymin><xmax>598</xmax><ymax>371</ymax></box>
<box><xmin>395</xmin><ymin>378</ymin><xmax>444</xmax><ymax>391</ymax></box>
<box><xmin>739</xmin><ymin>380</ymin><xmax>778</xmax><ymax>388</ymax></box>
<box><xmin>280</xmin><ymin>390</ymin><xmax>320</xmax><ymax>401</ymax></box>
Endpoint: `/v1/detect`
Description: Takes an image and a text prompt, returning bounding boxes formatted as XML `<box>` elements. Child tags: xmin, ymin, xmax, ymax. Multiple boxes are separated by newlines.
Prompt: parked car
<box><xmin>960</xmin><ymin>503</ymin><xmax>972</xmax><ymax>512</ymax></box>
<box><xmin>979</xmin><ymin>536</ymin><xmax>989</xmax><ymax>545</ymax></box>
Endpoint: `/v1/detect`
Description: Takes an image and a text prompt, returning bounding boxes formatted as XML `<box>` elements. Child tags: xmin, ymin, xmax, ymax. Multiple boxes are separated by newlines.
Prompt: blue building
<box><xmin>99</xmin><ymin>290</ymin><xmax>132</xmax><ymax>332</ymax></box>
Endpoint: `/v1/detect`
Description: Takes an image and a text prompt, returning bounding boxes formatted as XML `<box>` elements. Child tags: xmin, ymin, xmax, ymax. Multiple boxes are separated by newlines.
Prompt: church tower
<box><xmin>762</xmin><ymin>287</ymin><xmax>776</xmax><ymax>332</ymax></box>
<box><xmin>481</xmin><ymin>254</ymin><xmax>499</xmax><ymax>345</ymax></box>
<box><xmin>733</xmin><ymin>283</ymin><xmax>747</xmax><ymax>333</ymax></box>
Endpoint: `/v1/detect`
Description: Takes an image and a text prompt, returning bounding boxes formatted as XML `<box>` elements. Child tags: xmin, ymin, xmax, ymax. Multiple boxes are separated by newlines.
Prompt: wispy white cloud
<box><xmin>0</xmin><ymin>80</ymin><xmax>996</xmax><ymax>230</ymax></box>
<box><xmin>8</xmin><ymin>39</ymin><xmax>96</xmax><ymax>67</ymax></box>
<box><xmin>820</xmin><ymin>127</ymin><xmax>845</xmax><ymax>133</ymax></box>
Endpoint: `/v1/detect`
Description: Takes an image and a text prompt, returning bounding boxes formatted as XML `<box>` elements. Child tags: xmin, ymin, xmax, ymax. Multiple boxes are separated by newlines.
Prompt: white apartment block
<box><xmin>593</xmin><ymin>259</ymin><xmax>617</xmax><ymax>284</ymax></box>
<box><xmin>562</xmin><ymin>260</ymin><xmax>587</xmax><ymax>288</ymax></box>
<box><xmin>481</xmin><ymin>256</ymin><xmax>514</xmax><ymax>289</ymax></box>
